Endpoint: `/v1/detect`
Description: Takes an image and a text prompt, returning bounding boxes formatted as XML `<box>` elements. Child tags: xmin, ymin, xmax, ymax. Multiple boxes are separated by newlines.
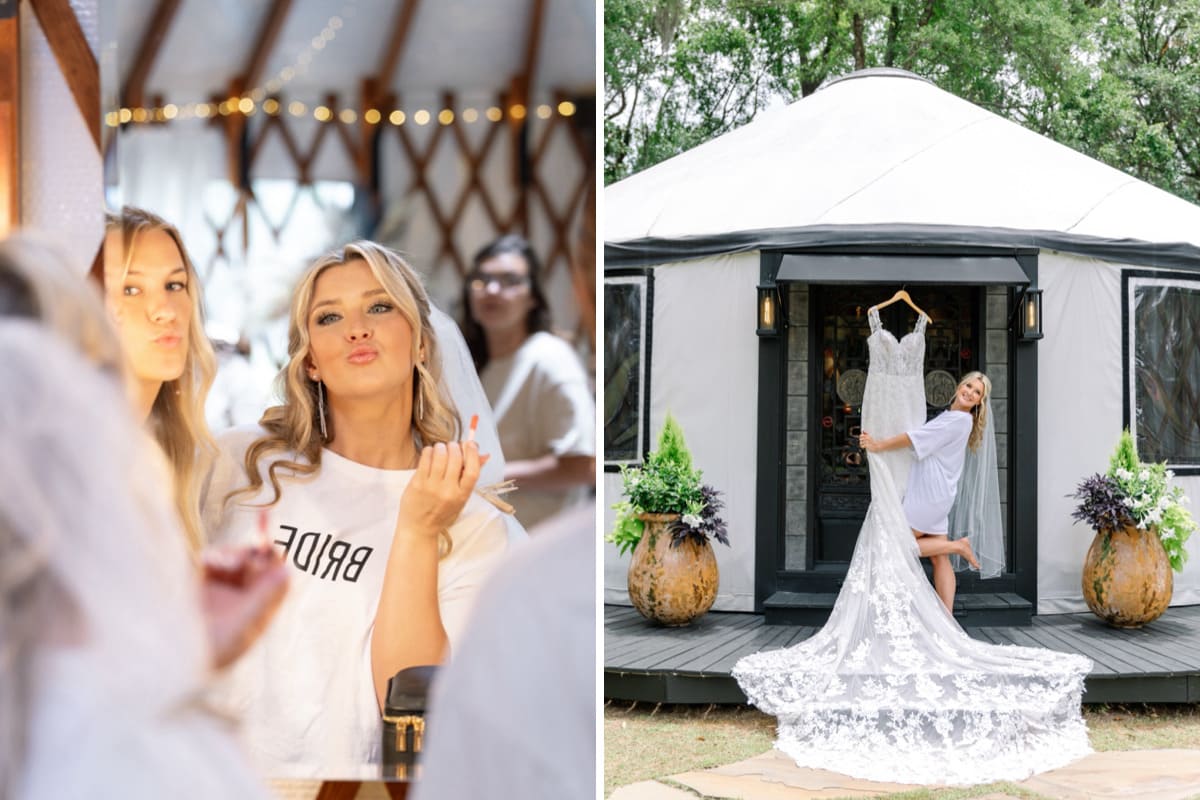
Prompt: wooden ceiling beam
<box><xmin>0</xmin><ymin>2</ymin><xmax>19</xmax><ymax>234</ymax></box>
<box><xmin>376</xmin><ymin>0</ymin><xmax>421</xmax><ymax>90</ymax></box>
<box><xmin>122</xmin><ymin>0</ymin><xmax>180</xmax><ymax>110</ymax></box>
<box><xmin>28</xmin><ymin>0</ymin><xmax>98</xmax><ymax>149</ymax></box>
<box><xmin>519</xmin><ymin>0</ymin><xmax>547</xmax><ymax>95</ymax></box>
<box><xmin>241</xmin><ymin>0</ymin><xmax>293</xmax><ymax>94</ymax></box>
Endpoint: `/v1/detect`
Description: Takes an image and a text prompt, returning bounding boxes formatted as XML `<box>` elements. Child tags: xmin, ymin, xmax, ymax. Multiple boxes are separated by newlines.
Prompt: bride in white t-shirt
<box><xmin>203</xmin><ymin>241</ymin><xmax>511</xmax><ymax>776</ymax></box>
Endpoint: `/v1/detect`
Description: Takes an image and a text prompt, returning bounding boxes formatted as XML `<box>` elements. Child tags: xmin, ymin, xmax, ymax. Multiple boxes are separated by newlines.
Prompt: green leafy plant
<box><xmin>1071</xmin><ymin>429</ymin><xmax>1195</xmax><ymax>572</ymax></box>
<box><xmin>608</xmin><ymin>413</ymin><xmax>728</xmax><ymax>555</ymax></box>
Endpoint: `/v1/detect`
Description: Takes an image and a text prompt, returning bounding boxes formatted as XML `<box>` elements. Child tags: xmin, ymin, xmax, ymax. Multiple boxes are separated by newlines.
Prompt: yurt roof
<box><xmin>605</xmin><ymin>68</ymin><xmax>1200</xmax><ymax>270</ymax></box>
<box><xmin>116</xmin><ymin>0</ymin><xmax>595</xmax><ymax>106</ymax></box>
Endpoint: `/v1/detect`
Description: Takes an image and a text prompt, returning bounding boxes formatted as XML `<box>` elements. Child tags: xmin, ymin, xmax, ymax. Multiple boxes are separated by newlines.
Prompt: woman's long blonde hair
<box><xmin>234</xmin><ymin>241</ymin><xmax>461</xmax><ymax>506</ymax></box>
<box><xmin>101</xmin><ymin>208</ymin><xmax>216</xmax><ymax>554</ymax></box>
<box><xmin>957</xmin><ymin>371</ymin><xmax>992</xmax><ymax>453</ymax></box>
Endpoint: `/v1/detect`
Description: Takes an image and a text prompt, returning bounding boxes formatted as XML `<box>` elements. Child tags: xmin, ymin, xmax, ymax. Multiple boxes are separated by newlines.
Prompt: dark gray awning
<box><xmin>775</xmin><ymin>253</ymin><xmax>1030</xmax><ymax>285</ymax></box>
<box><xmin>604</xmin><ymin>223</ymin><xmax>1200</xmax><ymax>272</ymax></box>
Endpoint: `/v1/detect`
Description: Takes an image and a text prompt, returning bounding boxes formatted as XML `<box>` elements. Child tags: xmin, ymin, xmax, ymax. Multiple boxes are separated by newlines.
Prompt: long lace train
<box><xmin>732</xmin><ymin>313</ymin><xmax>1092</xmax><ymax>786</ymax></box>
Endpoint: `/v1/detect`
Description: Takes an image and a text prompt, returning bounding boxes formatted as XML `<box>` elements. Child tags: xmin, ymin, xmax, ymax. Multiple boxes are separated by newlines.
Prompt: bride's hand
<box><xmin>395</xmin><ymin>441</ymin><xmax>487</xmax><ymax>540</ymax></box>
<box><xmin>858</xmin><ymin>432</ymin><xmax>878</xmax><ymax>452</ymax></box>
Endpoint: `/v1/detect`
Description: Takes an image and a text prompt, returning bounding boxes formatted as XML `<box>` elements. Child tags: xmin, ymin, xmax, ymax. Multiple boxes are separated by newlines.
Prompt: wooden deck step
<box><xmin>763</xmin><ymin>591</ymin><xmax>1033</xmax><ymax>626</ymax></box>
<box><xmin>604</xmin><ymin>604</ymin><xmax>1200</xmax><ymax>705</ymax></box>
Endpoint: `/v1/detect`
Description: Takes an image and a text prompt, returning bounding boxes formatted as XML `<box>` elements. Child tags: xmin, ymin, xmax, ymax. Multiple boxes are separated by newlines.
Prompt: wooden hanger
<box><xmin>869</xmin><ymin>289</ymin><xmax>928</xmax><ymax>320</ymax></box>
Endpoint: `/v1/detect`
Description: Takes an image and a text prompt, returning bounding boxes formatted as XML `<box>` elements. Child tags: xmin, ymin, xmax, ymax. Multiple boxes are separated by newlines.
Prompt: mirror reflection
<box><xmin>103</xmin><ymin>0</ymin><xmax>596</xmax><ymax>781</ymax></box>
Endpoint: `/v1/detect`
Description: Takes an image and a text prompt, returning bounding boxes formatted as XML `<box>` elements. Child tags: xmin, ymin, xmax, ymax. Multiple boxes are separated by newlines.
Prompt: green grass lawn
<box><xmin>604</xmin><ymin>701</ymin><xmax>1200</xmax><ymax>798</ymax></box>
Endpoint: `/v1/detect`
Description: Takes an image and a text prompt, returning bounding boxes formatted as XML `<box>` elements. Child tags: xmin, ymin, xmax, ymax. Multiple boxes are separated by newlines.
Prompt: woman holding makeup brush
<box><xmin>202</xmin><ymin>241</ymin><xmax>510</xmax><ymax>776</ymax></box>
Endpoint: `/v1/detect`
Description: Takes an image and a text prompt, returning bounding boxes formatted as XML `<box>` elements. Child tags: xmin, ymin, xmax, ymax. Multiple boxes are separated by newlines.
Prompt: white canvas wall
<box><xmin>1037</xmin><ymin>251</ymin><xmax>1200</xmax><ymax>612</ymax></box>
<box><xmin>20</xmin><ymin>2</ymin><xmax>103</xmax><ymax>272</ymax></box>
<box><xmin>604</xmin><ymin>253</ymin><xmax>760</xmax><ymax>611</ymax></box>
<box><xmin>603</xmin><ymin>248</ymin><xmax>1200</xmax><ymax>617</ymax></box>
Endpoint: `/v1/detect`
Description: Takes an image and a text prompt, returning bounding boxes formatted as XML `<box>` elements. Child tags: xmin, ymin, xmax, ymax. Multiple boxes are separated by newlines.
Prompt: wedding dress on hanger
<box><xmin>732</xmin><ymin>308</ymin><xmax>1092</xmax><ymax>786</ymax></box>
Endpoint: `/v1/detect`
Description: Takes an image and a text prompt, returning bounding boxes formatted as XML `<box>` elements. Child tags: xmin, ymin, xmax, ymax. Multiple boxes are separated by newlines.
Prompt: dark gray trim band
<box><xmin>778</xmin><ymin>253</ymin><xmax>1029</xmax><ymax>285</ymax></box>
<box><xmin>605</xmin><ymin>223</ymin><xmax>1200</xmax><ymax>273</ymax></box>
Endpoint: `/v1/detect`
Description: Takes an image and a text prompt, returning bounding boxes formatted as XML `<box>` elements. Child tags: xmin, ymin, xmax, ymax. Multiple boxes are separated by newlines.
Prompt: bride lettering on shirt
<box><xmin>274</xmin><ymin>524</ymin><xmax>373</xmax><ymax>582</ymax></box>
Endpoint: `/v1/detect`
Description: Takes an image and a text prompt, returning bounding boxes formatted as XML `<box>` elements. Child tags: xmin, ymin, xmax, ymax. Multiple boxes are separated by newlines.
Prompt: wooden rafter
<box><xmin>520</xmin><ymin>0</ymin><xmax>548</xmax><ymax>93</ymax></box>
<box><xmin>0</xmin><ymin>0</ymin><xmax>18</xmax><ymax>234</ymax></box>
<box><xmin>569</xmin><ymin>176</ymin><xmax>596</xmax><ymax>350</ymax></box>
<box><xmin>506</xmin><ymin>0</ymin><xmax>548</xmax><ymax>231</ymax></box>
<box><xmin>241</xmin><ymin>0</ymin><xmax>294</xmax><ymax>94</ymax></box>
<box><xmin>376</xmin><ymin>0</ymin><xmax>422</xmax><ymax>90</ymax></box>
<box><xmin>28</xmin><ymin>0</ymin><xmax>98</xmax><ymax>149</ymax></box>
<box><xmin>122</xmin><ymin>0</ymin><xmax>180</xmax><ymax>110</ymax></box>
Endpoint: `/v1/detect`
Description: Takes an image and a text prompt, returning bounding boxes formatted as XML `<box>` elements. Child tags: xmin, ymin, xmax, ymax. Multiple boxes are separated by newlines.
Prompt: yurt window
<box><xmin>604</xmin><ymin>274</ymin><xmax>650</xmax><ymax>466</ymax></box>
<box><xmin>1125</xmin><ymin>271</ymin><xmax>1200</xmax><ymax>472</ymax></box>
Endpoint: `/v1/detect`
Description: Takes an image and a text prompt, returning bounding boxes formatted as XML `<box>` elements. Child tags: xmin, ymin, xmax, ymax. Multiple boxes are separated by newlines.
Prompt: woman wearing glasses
<box><xmin>460</xmin><ymin>234</ymin><xmax>594</xmax><ymax>530</ymax></box>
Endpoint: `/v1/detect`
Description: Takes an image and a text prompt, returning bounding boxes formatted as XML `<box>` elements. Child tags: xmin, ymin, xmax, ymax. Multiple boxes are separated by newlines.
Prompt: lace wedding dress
<box><xmin>732</xmin><ymin>310</ymin><xmax>1093</xmax><ymax>786</ymax></box>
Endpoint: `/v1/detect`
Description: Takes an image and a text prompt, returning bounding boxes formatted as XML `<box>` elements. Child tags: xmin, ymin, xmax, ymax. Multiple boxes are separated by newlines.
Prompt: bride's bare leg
<box><xmin>913</xmin><ymin>532</ymin><xmax>982</xmax><ymax>570</ymax></box>
<box><xmin>930</xmin><ymin>553</ymin><xmax>955</xmax><ymax>613</ymax></box>
<box><xmin>912</xmin><ymin>532</ymin><xmax>965</xmax><ymax>613</ymax></box>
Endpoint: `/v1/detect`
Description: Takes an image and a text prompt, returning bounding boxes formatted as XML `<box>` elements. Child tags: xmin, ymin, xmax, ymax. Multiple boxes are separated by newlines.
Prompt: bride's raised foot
<box><xmin>957</xmin><ymin>538</ymin><xmax>981</xmax><ymax>571</ymax></box>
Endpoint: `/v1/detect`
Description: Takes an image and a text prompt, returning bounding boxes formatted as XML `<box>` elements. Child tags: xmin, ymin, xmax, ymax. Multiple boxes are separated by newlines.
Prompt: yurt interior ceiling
<box><xmin>105</xmin><ymin>0</ymin><xmax>596</xmax><ymax>374</ymax></box>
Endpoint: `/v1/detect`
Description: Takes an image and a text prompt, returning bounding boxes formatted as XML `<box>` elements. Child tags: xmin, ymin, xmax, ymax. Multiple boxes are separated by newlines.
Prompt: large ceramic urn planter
<box><xmin>1081</xmin><ymin>524</ymin><xmax>1173</xmax><ymax>628</ymax></box>
<box><xmin>627</xmin><ymin>513</ymin><xmax>719</xmax><ymax>626</ymax></box>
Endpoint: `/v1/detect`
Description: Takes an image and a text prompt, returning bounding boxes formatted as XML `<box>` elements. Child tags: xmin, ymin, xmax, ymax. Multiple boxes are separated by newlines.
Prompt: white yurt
<box><xmin>603</xmin><ymin>68</ymin><xmax>1200</xmax><ymax>622</ymax></box>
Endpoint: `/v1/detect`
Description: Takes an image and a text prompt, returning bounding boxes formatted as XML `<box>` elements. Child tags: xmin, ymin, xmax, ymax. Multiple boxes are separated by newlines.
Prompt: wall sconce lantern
<box><xmin>757</xmin><ymin>284</ymin><xmax>779</xmax><ymax>336</ymax></box>
<box><xmin>1019</xmin><ymin>288</ymin><xmax>1044</xmax><ymax>341</ymax></box>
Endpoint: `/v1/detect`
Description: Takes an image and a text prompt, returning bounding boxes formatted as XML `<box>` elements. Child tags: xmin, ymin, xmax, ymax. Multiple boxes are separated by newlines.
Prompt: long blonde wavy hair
<box><xmin>101</xmin><ymin>208</ymin><xmax>216</xmax><ymax>554</ymax></box>
<box><xmin>957</xmin><ymin>371</ymin><xmax>992</xmax><ymax>453</ymax></box>
<box><xmin>234</xmin><ymin>241</ymin><xmax>461</xmax><ymax>507</ymax></box>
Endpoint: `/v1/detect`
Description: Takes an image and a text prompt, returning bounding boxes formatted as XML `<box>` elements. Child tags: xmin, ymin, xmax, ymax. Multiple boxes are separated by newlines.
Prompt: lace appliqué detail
<box><xmin>732</xmin><ymin>315</ymin><xmax>1092</xmax><ymax>786</ymax></box>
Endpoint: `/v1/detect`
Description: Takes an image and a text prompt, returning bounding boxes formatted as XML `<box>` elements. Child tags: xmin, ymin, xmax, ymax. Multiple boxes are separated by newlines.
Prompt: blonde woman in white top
<box><xmin>0</xmin><ymin>236</ymin><xmax>280</xmax><ymax>799</ymax></box>
<box><xmin>204</xmin><ymin>241</ymin><xmax>509</xmax><ymax>775</ymax></box>
<box><xmin>97</xmin><ymin>207</ymin><xmax>217</xmax><ymax>554</ymax></box>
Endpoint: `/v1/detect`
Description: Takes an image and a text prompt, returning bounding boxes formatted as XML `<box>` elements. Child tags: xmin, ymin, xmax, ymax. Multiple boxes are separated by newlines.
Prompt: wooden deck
<box><xmin>605</xmin><ymin>603</ymin><xmax>1200</xmax><ymax>704</ymax></box>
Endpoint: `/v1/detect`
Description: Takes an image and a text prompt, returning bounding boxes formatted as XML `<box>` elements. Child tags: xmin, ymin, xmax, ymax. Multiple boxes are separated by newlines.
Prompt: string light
<box><xmin>113</xmin><ymin>97</ymin><xmax>580</xmax><ymax>126</ymax></box>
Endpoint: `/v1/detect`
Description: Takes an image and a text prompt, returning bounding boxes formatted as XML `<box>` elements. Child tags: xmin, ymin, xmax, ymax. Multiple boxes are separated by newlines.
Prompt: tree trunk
<box><xmin>852</xmin><ymin>13</ymin><xmax>866</xmax><ymax>70</ymax></box>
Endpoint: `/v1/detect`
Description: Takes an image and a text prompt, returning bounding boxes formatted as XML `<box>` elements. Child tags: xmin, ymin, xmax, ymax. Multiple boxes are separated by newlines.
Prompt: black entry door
<box><xmin>810</xmin><ymin>285</ymin><xmax>980</xmax><ymax>566</ymax></box>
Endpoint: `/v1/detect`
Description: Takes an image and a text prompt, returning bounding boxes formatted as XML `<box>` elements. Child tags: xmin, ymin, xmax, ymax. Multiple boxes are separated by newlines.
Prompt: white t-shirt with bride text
<box><xmin>201</xmin><ymin>425</ymin><xmax>508</xmax><ymax>778</ymax></box>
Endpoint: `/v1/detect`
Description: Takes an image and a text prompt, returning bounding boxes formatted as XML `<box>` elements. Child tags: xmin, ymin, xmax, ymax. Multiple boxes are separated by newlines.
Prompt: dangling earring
<box><xmin>317</xmin><ymin>380</ymin><xmax>328</xmax><ymax>440</ymax></box>
<box><xmin>416</xmin><ymin>371</ymin><xmax>425</xmax><ymax>421</ymax></box>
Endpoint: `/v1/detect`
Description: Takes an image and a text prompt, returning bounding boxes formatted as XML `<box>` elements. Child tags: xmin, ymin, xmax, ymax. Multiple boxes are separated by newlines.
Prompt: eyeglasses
<box><xmin>467</xmin><ymin>272</ymin><xmax>529</xmax><ymax>293</ymax></box>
